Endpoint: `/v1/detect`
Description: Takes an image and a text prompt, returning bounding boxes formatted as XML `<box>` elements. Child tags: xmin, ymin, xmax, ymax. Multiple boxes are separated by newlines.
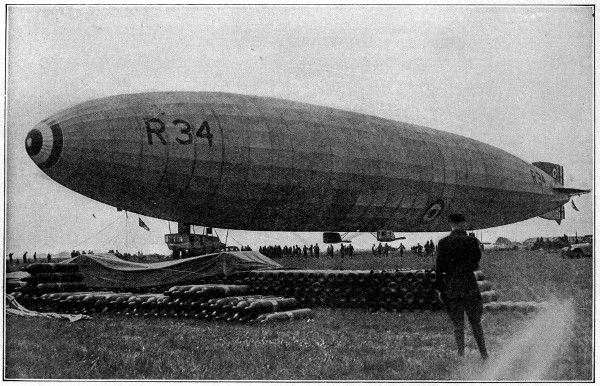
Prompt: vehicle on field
<box><xmin>561</xmin><ymin>236</ymin><xmax>593</xmax><ymax>258</ymax></box>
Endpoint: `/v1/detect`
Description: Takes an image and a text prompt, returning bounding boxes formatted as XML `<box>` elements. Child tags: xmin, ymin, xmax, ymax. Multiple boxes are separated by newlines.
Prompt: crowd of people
<box><xmin>6</xmin><ymin>249</ymin><xmax>98</xmax><ymax>265</ymax></box>
<box><xmin>371</xmin><ymin>242</ymin><xmax>394</xmax><ymax>257</ymax></box>
<box><xmin>7</xmin><ymin>239</ymin><xmax>441</xmax><ymax>266</ymax></box>
<box><xmin>257</xmin><ymin>241</ymin><xmax>444</xmax><ymax>259</ymax></box>
<box><xmin>257</xmin><ymin>240</ymin><xmax>443</xmax><ymax>260</ymax></box>
<box><xmin>72</xmin><ymin>250</ymin><xmax>95</xmax><ymax>257</ymax></box>
<box><xmin>369</xmin><ymin>240</ymin><xmax>437</xmax><ymax>258</ymax></box>
<box><xmin>411</xmin><ymin>240</ymin><xmax>437</xmax><ymax>257</ymax></box>
<box><xmin>259</xmin><ymin>244</ymin><xmax>322</xmax><ymax>259</ymax></box>
<box><xmin>7</xmin><ymin>251</ymin><xmax>53</xmax><ymax>265</ymax></box>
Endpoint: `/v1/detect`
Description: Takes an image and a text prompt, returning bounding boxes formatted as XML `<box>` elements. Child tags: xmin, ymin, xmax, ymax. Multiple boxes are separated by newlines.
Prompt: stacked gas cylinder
<box><xmin>160</xmin><ymin>284</ymin><xmax>313</xmax><ymax>322</ymax></box>
<box><xmin>11</xmin><ymin>284</ymin><xmax>314</xmax><ymax>324</ymax></box>
<box><xmin>10</xmin><ymin>264</ymin><xmax>500</xmax><ymax>318</ymax></box>
<box><xmin>221</xmin><ymin>269</ymin><xmax>499</xmax><ymax>312</ymax></box>
<box><xmin>18</xmin><ymin>263</ymin><xmax>87</xmax><ymax>293</ymax></box>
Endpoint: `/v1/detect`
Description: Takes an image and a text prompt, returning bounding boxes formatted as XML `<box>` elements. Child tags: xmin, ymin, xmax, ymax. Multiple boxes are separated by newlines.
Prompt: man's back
<box><xmin>436</xmin><ymin>229</ymin><xmax>481</xmax><ymax>299</ymax></box>
<box><xmin>435</xmin><ymin>215</ymin><xmax>489</xmax><ymax>359</ymax></box>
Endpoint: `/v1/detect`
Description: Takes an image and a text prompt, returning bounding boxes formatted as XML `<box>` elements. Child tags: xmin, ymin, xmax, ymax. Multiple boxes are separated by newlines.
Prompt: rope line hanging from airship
<box><xmin>72</xmin><ymin>216</ymin><xmax>122</xmax><ymax>248</ymax></box>
<box><xmin>105</xmin><ymin>222</ymin><xmax>122</xmax><ymax>249</ymax></box>
<box><xmin>75</xmin><ymin>211</ymin><xmax>149</xmax><ymax>254</ymax></box>
<box><xmin>226</xmin><ymin>232</ymin><xmax>245</xmax><ymax>248</ymax></box>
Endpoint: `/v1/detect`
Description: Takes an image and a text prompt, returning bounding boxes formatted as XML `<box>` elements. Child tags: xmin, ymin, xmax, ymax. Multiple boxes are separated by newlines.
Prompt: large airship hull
<box><xmin>26</xmin><ymin>92</ymin><xmax>569</xmax><ymax>232</ymax></box>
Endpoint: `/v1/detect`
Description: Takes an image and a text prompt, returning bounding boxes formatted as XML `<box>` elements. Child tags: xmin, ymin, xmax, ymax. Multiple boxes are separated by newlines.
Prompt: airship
<box><xmin>26</xmin><ymin>92</ymin><xmax>589</xmax><ymax>250</ymax></box>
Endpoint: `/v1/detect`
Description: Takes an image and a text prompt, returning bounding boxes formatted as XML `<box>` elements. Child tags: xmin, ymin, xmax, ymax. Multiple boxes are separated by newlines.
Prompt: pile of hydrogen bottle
<box><xmin>8</xmin><ymin>262</ymin><xmax>544</xmax><ymax>323</ymax></box>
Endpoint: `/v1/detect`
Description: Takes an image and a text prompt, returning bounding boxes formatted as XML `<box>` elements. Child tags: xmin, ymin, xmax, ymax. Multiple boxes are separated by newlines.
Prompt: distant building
<box><xmin>521</xmin><ymin>235</ymin><xmax>581</xmax><ymax>250</ymax></box>
<box><xmin>493</xmin><ymin>237</ymin><xmax>516</xmax><ymax>250</ymax></box>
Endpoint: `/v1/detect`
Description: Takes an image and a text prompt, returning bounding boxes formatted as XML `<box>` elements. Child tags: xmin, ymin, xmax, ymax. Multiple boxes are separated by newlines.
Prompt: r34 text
<box><xmin>144</xmin><ymin>118</ymin><xmax>213</xmax><ymax>147</ymax></box>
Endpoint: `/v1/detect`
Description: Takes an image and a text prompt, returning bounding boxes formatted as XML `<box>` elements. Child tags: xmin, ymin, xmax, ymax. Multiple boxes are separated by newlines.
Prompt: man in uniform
<box><xmin>435</xmin><ymin>214</ymin><xmax>488</xmax><ymax>359</ymax></box>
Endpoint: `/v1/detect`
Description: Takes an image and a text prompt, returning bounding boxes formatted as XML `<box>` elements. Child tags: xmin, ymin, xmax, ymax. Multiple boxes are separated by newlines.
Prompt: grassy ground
<box><xmin>4</xmin><ymin>249</ymin><xmax>593</xmax><ymax>380</ymax></box>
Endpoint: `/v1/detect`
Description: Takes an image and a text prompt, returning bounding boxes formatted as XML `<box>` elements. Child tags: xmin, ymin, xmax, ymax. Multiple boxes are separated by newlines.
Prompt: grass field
<box><xmin>4</xmin><ymin>249</ymin><xmax>593</xmax><ymax>380</ymax></box>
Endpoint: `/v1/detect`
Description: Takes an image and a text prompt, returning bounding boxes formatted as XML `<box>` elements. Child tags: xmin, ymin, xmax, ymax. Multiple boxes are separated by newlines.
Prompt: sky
<box><xmin>5</xmin><ymin>5</ymin><xmax>595</xmax><ymax>256</ymax></box>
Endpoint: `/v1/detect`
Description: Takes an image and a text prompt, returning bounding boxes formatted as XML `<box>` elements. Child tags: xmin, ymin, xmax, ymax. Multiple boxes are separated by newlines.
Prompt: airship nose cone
<box><xmin>25</xmin><ymin>121</ymin><xmax>63</xmax><ymax>169</ymax></box>
<box><xmin>25</xmin><ymin>129</ymin><xmax>43</xmax><ymax>157</ymax></box>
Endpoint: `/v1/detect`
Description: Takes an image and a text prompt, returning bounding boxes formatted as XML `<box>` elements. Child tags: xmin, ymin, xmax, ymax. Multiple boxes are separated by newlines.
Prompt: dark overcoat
<box><xmin>435</xmin><ymin>229</ymin><xmax>481</xmax><ymax>300</ymax></box>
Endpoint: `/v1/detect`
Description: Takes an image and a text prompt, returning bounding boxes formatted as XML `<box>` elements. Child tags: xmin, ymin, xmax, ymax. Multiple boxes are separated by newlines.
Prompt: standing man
<box><xmin>435</xmin><ymin>214</ymin><xmax>488</xmax><ymax>359</ymax></box>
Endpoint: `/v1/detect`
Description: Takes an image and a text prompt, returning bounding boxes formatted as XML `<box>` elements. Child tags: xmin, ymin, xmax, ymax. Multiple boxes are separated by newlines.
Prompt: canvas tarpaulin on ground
<box><xmin>72</xmin><ymin>251</ymin><xmax>282</xmax><ymax>288</ymax></box>
<box><xmin>6</xmin><ymin>294</ymin><xmax>91</xmax><ymax>322</ymax></box>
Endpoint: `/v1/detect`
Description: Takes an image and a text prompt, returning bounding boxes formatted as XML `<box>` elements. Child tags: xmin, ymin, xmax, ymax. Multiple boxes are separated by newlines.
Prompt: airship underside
<box><xmin>26</xmin><ymin>92</ymin><xmax>585</xmax><ymax>232</ymax></box>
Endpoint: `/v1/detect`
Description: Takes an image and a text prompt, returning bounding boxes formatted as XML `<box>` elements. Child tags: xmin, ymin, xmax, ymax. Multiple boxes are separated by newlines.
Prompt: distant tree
<box><xmin>495</xmin><ymin>237</ymin><xmax>511</xmax><ymax>245</ymax></box>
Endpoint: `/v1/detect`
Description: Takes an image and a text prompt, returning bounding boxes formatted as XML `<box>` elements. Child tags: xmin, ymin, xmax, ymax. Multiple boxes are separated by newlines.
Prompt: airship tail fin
<box><xmin>532</xmin><ymin>161</ymin><xmax>564</xmax><ymax>185</ymax></box>
<box><xmin>534</xmin><ymin>161</ymin><xmax>566</xmax><ymax>224</ymax></box>
<box><xmin>532</xmin><ymin>161</ymin><xmax>591</xmax><ymax>196</ymax></box>
<box><xmin>539</xmin><ymin>206</ymin><xmax>565</xmax><ymax>225</ymax></box>
<box><xmin>533</xmin><ymin>161</ymin><xmax>590</xmax><ymax>224</ymax></box>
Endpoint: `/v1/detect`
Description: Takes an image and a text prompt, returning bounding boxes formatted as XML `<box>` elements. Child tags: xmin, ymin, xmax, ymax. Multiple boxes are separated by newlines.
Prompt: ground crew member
<box><xmin>435</xmin><ymin>213</ymin><xmax>488</xmax><ymax>359</ymax></box>
<box><xmin>22</xmin><ymin>251</ymin><xmax>27</xmax><ymax>264</ymax></box>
